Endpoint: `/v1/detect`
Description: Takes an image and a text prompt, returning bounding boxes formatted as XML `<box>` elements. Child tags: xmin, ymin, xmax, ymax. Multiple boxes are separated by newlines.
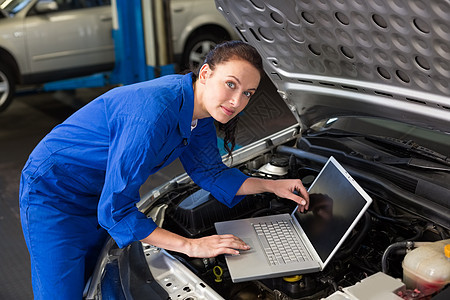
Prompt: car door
<box><xmin>24</xmin><ymin>0</ymin><xmax>113</xmax><ymax>75</ymax></box>
<box><xmin>170</xmin><ymin>0</ymin><xmax>194</xmax><ymax>55</ymax></box>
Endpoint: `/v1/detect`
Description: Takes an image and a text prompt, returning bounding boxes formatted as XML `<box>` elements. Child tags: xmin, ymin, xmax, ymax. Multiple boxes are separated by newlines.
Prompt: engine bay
<box><xmin>93</xmin><ymin>131</ymin><xmax>450</xmax><ymax>300</ymax></box>
<box><xmin>141</xmin><ymin>140</ymin><xmax>450</xmax><ymax>300</ymax></box>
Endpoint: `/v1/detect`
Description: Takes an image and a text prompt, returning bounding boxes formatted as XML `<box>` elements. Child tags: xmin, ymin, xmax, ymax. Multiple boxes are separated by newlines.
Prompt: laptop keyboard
<box><xmin>253</xmin><ymin>220</ymin><xmax>311</xmax><ymax>265</ymax></box>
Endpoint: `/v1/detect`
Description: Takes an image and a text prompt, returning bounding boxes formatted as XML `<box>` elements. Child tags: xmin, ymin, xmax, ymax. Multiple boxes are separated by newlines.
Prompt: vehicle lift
<box><xmin>43</xmin><ymin>0</ymin><xmax>175</xmax><ymax>92</ymax></box>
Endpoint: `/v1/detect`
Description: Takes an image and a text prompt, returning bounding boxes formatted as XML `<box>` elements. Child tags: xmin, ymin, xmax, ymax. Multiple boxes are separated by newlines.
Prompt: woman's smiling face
<box><xmin>197</xmin><ymin>58</ymin><xmax>261</xmax><ymax>124</ymax></box>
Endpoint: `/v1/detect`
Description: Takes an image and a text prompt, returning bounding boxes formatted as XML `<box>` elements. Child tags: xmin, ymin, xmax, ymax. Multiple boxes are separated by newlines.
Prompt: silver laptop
<box><xmin>215</xmin><ymin>156</ymin><xmax>372</xmax><ymax>282</ymax></box>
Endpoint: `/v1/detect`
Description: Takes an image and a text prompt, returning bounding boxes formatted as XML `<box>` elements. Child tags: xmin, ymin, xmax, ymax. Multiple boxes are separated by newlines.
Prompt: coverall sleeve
<box><xmin>179</xmin><ymin>118</ymin><xmax>249</xmax><ymax>208</ymax></box>
<box><xmin>98</xmin><ymin>114</ymin><xmax>172</xmax><ymax>248</ymax></box>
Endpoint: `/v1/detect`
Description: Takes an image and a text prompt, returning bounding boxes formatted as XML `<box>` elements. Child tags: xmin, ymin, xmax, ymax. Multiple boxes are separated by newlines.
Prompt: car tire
<box><xmin>0</xmin><ymin>63</ymin><xmax>15</xmax><ymax>112</ymax></box>
<box><xmin>182</xmin><ymin>33</ymin><xmax>223</xmax><ymax>71</ymax></box>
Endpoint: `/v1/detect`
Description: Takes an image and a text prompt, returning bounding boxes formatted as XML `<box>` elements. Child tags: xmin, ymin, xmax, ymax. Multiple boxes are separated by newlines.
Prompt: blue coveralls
<box><xmin>19</xmin><ymin>73</ymin><xmax>248</xmax><ymax>299</ymax></box>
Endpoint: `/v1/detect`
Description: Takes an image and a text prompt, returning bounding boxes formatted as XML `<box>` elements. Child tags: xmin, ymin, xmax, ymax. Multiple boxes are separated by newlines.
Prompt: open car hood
<box><xmin>215</xmin><ymin>0</ymin><xmax>450</xmax><ymax>133</ymax></box>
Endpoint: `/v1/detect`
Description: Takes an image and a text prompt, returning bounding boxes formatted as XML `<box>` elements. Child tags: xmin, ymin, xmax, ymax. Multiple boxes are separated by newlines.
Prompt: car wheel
<box><xmin>182</xmin><ymin>33</ymin><xmax>223</xmax><ymax>71</ymax></box>
<box><xmin>0</xmin><ymin>63</ymin><xmax>15</xmax><ymax>112</ymax></box>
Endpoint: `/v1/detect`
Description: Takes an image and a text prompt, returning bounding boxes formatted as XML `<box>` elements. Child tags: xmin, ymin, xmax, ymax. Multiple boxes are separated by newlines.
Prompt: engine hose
<box><xmin>381</xmin><ymin>241</ymin><xmax>414</xmax><ymax>274</ymax></box>
<box><xmin>434</xmin><ymin>225</ymin><xmax>449</xmax><ymax>239</ymax></box>
<box><xmin>369</xmin><ymin>209</ymin><xmax>411</xmax><ymax>225</ymax></box>
<box><xmin>409</xmin><ymin>226</ymin><xmax>424</xmax><ymax>241</ymax></box>
<box><xmin>277</xmin><ymin>146</ymin><xmax>328</xmax><ymax>165</ymax></box>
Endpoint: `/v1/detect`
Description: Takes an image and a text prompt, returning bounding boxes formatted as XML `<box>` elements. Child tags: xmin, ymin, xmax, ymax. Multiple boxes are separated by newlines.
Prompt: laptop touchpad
<box><xmin>230</xmin><ymin>238</ymin><xmax>256</xmax><ymax>256</ymax></box>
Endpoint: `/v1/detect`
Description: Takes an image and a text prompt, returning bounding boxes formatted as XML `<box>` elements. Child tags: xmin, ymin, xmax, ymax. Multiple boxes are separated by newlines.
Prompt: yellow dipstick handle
<box><xmin>213</xmin><ymin>266</ymin><xmax>223</xmax><ymax>282</ymax></box>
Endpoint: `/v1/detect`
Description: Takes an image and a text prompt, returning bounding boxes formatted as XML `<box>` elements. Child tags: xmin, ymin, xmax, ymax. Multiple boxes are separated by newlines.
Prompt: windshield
<box><xmin>1</xmin><ymin>0</ymin><xmax>33</xmax><ymax>15</ymax></box>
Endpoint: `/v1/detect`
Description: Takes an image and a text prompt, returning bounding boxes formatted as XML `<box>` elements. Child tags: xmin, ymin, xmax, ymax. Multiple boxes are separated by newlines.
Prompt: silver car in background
<box><xmin>0</xmin><ymin>0</ymin><xmax>237</xmax><ymax>111</ymax></box>
<box><xmin>0</xmin><ymin>0</ymin><xmax>114</xmax><ymax>111</ymax></box>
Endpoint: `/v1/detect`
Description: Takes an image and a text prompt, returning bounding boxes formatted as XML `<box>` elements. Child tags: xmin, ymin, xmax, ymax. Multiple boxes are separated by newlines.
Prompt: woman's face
<box><xmin>199</xmin><ymin>59</ymin><xmax>261</xmax><ymax>124</ymax></box>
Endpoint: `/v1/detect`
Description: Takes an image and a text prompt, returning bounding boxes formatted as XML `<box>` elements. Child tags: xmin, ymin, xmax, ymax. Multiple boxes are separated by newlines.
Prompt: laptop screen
<box><xmin>293</xmin><ymin>158</ymin><xmax>369</xmax><ymax>262</ymax></box>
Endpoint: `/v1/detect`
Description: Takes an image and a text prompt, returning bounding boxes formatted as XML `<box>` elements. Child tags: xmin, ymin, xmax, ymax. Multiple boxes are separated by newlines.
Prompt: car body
<box><xmin>0</xmin><ymin>0</ymin><xmax>237</xmax><ymax>111</ymax></box>
<box><xmin>82</xmin><ymin>0</ymin><xmax>449</xmax><ymax>299</ymax></box>
<box><xmin>171</xmin><ymin>0</ymin><xmax>239</xmax><ymax>69</ymax></box>
<box><xmin>0</xmin><ymin>0</ymin><xmax>115</xmax><ymax>111</ymax></box>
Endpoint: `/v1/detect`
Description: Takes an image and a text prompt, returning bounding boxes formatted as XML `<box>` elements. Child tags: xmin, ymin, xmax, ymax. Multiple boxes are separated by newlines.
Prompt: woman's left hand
<box><xmin>238</xmin><ymin>178</ymin><xmax>309</xmax><ymax>212</ymax></box>
<box><xmin>270</xmin><ymin>179</ymin><xmax>309</xmax><ymax>212</ymax></box>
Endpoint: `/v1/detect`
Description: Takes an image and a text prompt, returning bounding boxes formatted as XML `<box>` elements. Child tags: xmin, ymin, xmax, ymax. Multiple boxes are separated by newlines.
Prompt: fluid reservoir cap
<box><xmin>445</xmin><ymin>244</ymin><xmax>450</xmax><ymax>259</ymax></box>
<box><xmin>283</xmin><ymin>275</ymin><xmax>303</xmax><ymax>282</ymax></box>
<box><xmin>270</xmin><ymin>156</ymin><xmax>289</xmax><ymax>167</ymax></box>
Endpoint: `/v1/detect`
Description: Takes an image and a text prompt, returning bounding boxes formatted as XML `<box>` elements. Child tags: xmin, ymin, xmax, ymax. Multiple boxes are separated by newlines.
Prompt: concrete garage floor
<box><xmin>0</xmin><ymin>76</ymin><xmax>295</xmax><ymax>299</ymax></box>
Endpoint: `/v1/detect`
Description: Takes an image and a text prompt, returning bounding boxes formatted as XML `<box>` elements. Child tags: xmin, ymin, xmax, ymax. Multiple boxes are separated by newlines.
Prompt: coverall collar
<box><xmin>179</xmin><ymin>73</ymin><xmax>195</xmax><ymax>139</ymax></box>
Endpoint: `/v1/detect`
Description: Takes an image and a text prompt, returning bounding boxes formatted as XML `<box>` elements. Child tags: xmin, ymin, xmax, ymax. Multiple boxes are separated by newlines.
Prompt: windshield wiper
<box><xmin>374</xmin><ymin>157</ymin><xmax>450</xmax><ymax>172</ymax></box>
<box><xmin>365</xmin><ymin>136</ymin><xmax>450</xmax><ymax>167</ymax></box>
<box><xmin>307</xmin><ymin>129</ymin><xmax>450</xmax><ymax>170</ymax></box>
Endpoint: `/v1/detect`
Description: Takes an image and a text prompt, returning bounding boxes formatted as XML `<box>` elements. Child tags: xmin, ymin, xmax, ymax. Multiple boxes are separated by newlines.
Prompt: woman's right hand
<box><xmin>141</xmin><ymin>227</ymin><xmax>249</xmax><ymax>258</ymax></box>
<box><xmin>186</xmin><ymin>234</ymin><xmax>250</xmax><ymax>258</ymax></box>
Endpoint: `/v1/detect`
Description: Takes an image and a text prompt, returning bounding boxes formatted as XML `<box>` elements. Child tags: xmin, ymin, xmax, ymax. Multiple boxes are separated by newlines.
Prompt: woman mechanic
<box><xmin>19</xmin><ymin>41</ymin><xmax>309</xmax><ymax>299</ymax></box>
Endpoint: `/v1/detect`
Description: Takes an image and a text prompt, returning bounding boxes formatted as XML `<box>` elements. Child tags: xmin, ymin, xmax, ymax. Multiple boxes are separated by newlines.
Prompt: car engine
<box><xmin>131</xmin><ymin>137</ymin><xmax>450</xmax><ymax>300</ymax></box>
<box><xmin>90</xmin><ymin>132</ymin><xmax>450</xmax><ymax>300</ymax></box>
